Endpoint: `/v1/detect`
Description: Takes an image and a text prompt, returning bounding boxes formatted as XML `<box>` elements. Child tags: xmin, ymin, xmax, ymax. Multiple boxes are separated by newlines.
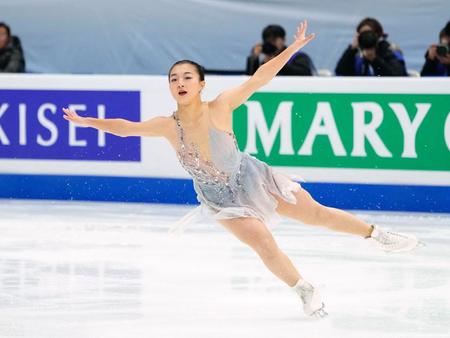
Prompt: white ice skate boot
<box><xmin>292</xmin><ymin>279</ymin><xmax>328</xmax><ymax>318</ymax></box>
<box><xmin>365</xmin><ymin>224</ymin><xmax>422</xmax><ymax>253</ymax></box>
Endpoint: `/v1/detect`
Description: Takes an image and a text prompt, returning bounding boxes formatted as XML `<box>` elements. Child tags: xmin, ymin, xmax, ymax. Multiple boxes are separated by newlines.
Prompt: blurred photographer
<box><xmin>335</xmin><ymin>17</ymin><xmax>407</xmax><ymax>76</ymax></box>
<box><xmin>421</xmin><ymin>21</ymin><xmax>450</xmax><ymax>77</ymax></box>
<box><xmin>246</xmin><ymin>24</ymin><xmax>316</xmax><ymax>76</ymax></box>
<box><xmin>0</xmin><ymin>22</ymin><xmax>25</xmax><ymax>73</ymax></box>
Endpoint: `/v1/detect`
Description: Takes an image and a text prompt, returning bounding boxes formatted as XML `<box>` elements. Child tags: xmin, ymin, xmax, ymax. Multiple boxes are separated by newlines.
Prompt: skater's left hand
<box><xmin>292</xmin><ymin>20</ymin><xmax>315</xmax><ymax>49</ymax></box>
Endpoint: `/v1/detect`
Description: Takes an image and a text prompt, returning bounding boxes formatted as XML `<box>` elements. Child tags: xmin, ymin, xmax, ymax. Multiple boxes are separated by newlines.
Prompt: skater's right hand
<box><xmin>62</xmin><ymin>107</ymin><xmax>90</xmax><ymax>126</ymax></box>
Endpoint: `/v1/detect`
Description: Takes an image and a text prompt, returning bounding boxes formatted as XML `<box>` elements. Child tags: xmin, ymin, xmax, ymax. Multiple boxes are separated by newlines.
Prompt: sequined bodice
<box><xmin>173</xmin><ymin>112</ymin><xmax>241</xmax><ymax>187</ymax></box>
<box><xmin>168</xmin><ymin>111</ymin><xmax>301</xmax><ymax>233</ymax></box>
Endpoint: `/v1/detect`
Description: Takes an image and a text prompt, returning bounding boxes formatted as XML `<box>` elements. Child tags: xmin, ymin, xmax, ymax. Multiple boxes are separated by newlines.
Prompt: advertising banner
<box><xmin>0</xmin><ymin>89</ymin><xmax>140</xmax><ymax>161</ymax></box>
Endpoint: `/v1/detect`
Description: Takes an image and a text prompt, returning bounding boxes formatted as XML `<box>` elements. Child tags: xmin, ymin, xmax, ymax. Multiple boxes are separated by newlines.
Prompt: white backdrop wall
<box><xmin>1</xmin><ymin>0</ymin><xmax>449</xmax><ymax>74</ymax></box>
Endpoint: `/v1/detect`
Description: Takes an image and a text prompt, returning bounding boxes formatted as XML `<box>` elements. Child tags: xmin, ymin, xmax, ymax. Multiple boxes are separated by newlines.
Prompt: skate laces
<box><xmin>299</xmin><ymin>286</ymin><xmax>313</xmax><ymax>303</ymax></box>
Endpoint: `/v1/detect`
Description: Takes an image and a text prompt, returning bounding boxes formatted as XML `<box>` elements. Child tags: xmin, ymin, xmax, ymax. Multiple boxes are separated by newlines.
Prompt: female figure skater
<box><xmin>62</xmin><ymin>20</ymin><xmax>420</xmax><ymax>318</ymax></box>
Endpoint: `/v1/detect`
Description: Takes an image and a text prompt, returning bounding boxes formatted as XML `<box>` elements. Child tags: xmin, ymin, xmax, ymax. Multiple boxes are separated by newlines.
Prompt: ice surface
<box><xmin>0</xmin><ymin>199</ymin><xmax>449</xmax><ymax>338</ymax></box>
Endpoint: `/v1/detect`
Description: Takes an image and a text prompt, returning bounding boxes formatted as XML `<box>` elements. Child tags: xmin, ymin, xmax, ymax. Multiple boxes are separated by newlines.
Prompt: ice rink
<box><xmin>0</xmin><ymin>199</ymin><xmax>449</xmax><ymax>338</ymax></box>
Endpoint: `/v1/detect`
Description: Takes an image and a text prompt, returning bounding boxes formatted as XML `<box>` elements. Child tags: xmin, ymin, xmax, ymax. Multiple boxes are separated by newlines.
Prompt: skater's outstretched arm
<box><xmin>213</xmin><ymin>20</ymin><xmax>315</xmax><ymax>112</ymax></box>
<box><xmin>62</xmin><ymin>108</ymin><xmax>168</xmax><ymax>137</ymax></box>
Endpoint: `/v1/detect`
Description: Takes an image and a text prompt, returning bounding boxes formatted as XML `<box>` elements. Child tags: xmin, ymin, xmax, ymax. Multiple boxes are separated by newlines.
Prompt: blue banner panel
<box><xmin>0</xmin><ymin>90</ymin><xmax>141</xmax><ymax>161</ymax></box>
<box><xmin>0</xmin><ymin>174</ymin><xmax>449</xmax><ymax>213</ymax></box>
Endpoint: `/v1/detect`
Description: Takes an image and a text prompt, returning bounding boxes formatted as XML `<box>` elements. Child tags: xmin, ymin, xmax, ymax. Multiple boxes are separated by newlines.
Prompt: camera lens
<box><xmin>358</xmin><ymin>31</ymin><xmax>378</xmax><ymax>50</ymax></box>
<box><xmin>436</xmin><ymin>44</ymin><xmax>449</xmax><ymax>56</ymax></box>
<box><xmin>262</xmin><ymin>41</ymin><xmax>278</xmax><ymax>55</ymax></box>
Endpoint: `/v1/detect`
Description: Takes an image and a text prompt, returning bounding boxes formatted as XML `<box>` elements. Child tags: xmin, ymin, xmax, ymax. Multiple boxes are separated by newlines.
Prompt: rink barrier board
<box><xmin>0</xmin><ymin>174</ymin><xmax>449</xmax><ymax>213</ymax></box>
<box><xmin>1</xmin><ymin>75</ymin><xmax>449</xmax><ymax>212</ymax></box>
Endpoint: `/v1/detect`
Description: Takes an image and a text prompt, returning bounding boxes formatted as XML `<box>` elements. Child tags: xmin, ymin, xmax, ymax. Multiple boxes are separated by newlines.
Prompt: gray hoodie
<box><xmin>0</xmin><ymin>35</ymin><xmax>25</xmax><ymax>73</ymax></box>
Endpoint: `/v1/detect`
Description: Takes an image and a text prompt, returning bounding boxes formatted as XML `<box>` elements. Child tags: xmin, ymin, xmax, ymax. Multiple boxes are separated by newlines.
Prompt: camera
<box><xmin>262</xmin><ymin>41</ymin><xmax>278</xmax><ymax>55</ymax></box>
<box><xmin>358</xmin><ymin>31</ymin><xmax>378</xmax><ymax>50</ymax></box>
<box><xmin>436</xmin><ymin>44</ymin><xmax>449</xmax><ymax>56</ymax></box>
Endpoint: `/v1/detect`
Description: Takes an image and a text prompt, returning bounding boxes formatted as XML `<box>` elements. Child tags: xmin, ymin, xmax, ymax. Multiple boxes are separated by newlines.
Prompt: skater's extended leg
<box><xmin>275</xmin><ymin>186</ymin><xmax>420</xmax><ymax>252</ymax></box>
<box><xmin>218</xmin><ymin>216</ymin><xmax>327</xmax><ymax>317</ymax></box>
<box><xmin>275</xmin><ymin>187</ymin><xmax>373</xmax><ymax>237</ymax></box>
<box><xmin>218</xmin><ymin>217</ymin><xmax>301</xmax><ymax>287</ymax></box>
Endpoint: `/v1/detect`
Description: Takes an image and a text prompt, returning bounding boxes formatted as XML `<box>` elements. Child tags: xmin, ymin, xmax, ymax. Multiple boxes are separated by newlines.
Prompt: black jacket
<box><xmin>335</xmin><ymin>40</ymin><xmax>407</xmax><ymax>76</ymax></box>
<box><xmin>420</xmin><ymin>51</ymin><xmax>449</xmax><ymax>76</ymax></box>
<box><xmin>246</xmin><ymin>48</ymin><xmax>316</xmax><ymax>76</ymax></box>
<box><xmin>0</xmin><ymin>36</ymin><xmax>26</xmax><ymax>73</ymax></box>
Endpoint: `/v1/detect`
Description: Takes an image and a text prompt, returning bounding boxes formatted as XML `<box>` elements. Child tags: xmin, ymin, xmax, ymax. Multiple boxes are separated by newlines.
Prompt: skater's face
<box><xmin>169</xmin><ymin>64</ymin><xmax>205</xmax><ymax>105</ymax></box>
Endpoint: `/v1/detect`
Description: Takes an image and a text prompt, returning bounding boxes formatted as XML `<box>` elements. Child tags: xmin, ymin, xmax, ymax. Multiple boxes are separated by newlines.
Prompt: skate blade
<box><xmin>310</xmin><ymin>303</ymin><xmax>328</xmax><ymax>318</ymax></box>
<box><xmin>417</xmin><ymin>240</ymin><xmax>426</xmax><ymax>248</ymax></box>
<box><xmin>386</xmin><ymin>240</ymin><xmax>426</xmax><ymax>254</ymax></box>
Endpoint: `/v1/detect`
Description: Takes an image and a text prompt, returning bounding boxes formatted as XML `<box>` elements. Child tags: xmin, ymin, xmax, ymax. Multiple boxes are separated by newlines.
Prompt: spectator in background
<box><xmin>0</xmin><ymin>22</ymin><xmax>25</xmax><ymax>73</ymax></box>
<box><xmin>335</xmin><ymin>17</ymin><xmax>407</xmax><ymax>76</ymax></box>
<box><xmin>421</xmin><ymin>21</ymin><xmax>450</xmax><ymax>76</ymax></box>
<box><xmin>246</xmin><ymin>24</ymin><xmax>316</xmax><ymax>76</ymax></box>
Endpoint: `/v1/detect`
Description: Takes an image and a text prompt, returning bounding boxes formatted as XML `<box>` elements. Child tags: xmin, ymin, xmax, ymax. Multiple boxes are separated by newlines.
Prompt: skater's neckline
<box><xmin>173</xmin><ymin>111</ymin><xmax>235</xmax><ymax>137</ymax></box>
